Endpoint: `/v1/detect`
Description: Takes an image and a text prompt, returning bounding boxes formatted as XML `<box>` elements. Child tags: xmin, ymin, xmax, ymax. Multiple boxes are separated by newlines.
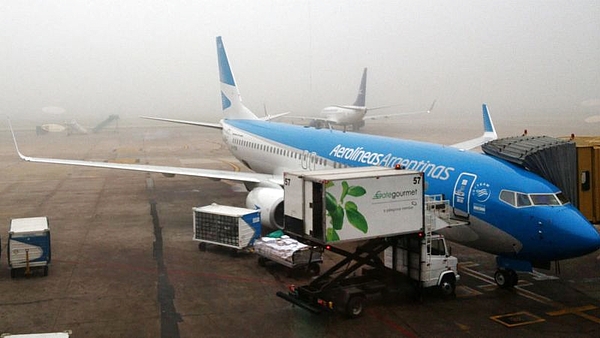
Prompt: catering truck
<box><xmin>283</xmin><ymin>167</ymin><xmax>424</xmax><ymax>243</ymax></box>
<box><xmin>8</xmin><ymin>217</ymin><xmax>51</xmax><ymax>278</ymax></box>
<box><xmin>277</xmin><ymin>167</ymin><xmax>460</xmax><ymax>318</ymax></box>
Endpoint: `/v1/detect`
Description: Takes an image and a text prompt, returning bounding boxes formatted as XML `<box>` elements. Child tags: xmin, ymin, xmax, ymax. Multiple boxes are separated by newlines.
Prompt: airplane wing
<box><xmin>9</xmin><ymin>121</ymin><xmax>280</xmax><ymax>185</ymax></box>
<box><xmin>363</xmin><ymin>100</ymin><xmax>436</xmax><ymax>120</ymax></box>
<box><xmin>140</xmin><ymin>116</ymin><xmax>223</xmax><ymax>129</ymax></box>
<box><xmin>450</xmin><ymin>104</ymin><xmax>498</xmax><ymax>150</ymax></box>
<box><xmin>260</xmin><ymin>112</ymin><xmax>290</xmax><ymax>121</ymax></box>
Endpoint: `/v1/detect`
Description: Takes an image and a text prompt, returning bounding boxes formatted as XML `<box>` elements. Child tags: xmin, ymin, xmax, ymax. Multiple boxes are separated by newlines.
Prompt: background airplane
<box><xmin>10</xmin><ymin>36</ymin><xmax>600</xmax><ymax>289</ymax></box>
<box><xmin>287</xmin><ymin>67</ymin><xmax>434</xmax><ymax>131</ymax></box>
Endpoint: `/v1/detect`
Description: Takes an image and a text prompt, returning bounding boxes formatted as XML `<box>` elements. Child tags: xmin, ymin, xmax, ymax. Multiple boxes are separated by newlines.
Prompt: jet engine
<box><xmin>245</xmin><ymin>183</ymin><xmax>284</xmax><ymax>229</ymax></box>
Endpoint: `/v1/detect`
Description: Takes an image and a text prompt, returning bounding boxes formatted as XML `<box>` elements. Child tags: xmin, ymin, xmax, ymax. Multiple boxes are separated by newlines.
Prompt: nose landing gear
<box><xmin>494</xmin><ymin>269</ymin><xmax>518</xmax><ymax>288</ymax></box>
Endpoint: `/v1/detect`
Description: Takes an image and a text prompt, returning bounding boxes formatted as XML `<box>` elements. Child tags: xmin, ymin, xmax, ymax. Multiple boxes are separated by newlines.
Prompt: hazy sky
<box><xmin>1</xmin><ymin>1</ymin><xmax>599</xmax><ymax>126</ymax></box>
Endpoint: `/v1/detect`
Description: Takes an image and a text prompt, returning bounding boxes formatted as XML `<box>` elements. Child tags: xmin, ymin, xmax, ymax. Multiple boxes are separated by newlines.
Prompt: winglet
<box><xmin>427</xmin><ymin>100</ymin><xmax>437</xmax><ymax>113</ymax></box>
<box><xmin>481</xmin><ymin>103</ymin><xmax>497</xmax><ymax>140</ymax></box>
<box><xmin>450</xmin><ymin>104</ymin><xmax>498</xmax><ymax>150</ymax></box>
<box><xmin>8</xmin><ymin>119</ymin><xmax>30</xmax><ymax>161</ymax></box>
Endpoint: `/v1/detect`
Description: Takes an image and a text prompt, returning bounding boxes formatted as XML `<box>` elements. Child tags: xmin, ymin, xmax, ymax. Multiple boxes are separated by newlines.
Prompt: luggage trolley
<box><xmin>254</xmin><ymin>236</ymin><xmax>323</xmax><ymax>277</ymax></box>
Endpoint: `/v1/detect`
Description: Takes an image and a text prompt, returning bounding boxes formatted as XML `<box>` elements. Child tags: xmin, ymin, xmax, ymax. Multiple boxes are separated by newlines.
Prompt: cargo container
<box><xmin>8</xmin><ymin>217</ymin><xmax>51</xmax><ymax>278</ymax></box>
<box><xmin>283</xmin><ymin>167</ymin><xmax>424</xmax><ymax>243</ymax></box>
<box><xmin>193</xmin><ymin>204</ymin><xmax>261</xmax><ymax>252</ymax></box>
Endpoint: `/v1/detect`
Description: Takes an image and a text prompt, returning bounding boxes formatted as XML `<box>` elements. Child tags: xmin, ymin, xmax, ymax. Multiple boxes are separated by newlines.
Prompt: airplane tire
<box><xmin>494</xmin><ymin>270</ymin><xmax>517</xmax><ymax>288</ymax></box>
<box><xmin>508</xmin><ymin>270</ymin><xmax>518</xmax><ymax>287</ymax></box>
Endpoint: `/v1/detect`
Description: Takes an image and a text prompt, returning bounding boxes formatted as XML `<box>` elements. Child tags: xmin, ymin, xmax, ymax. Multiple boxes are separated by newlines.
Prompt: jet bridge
<box><xmin>92</xmin><ymin>114</ymin><xmax>120</xmax><ymax>133</ymax></box>
<box><xmin>482</xmin><ymin>135</ymin><xmax>577</xmax><ymax>206</ymax></box>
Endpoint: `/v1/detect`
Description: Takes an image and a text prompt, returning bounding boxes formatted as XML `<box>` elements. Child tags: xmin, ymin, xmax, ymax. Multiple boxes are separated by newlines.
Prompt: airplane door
<box><xmin>452</xmin><ymin>173</ymin><xmax>477</xmax><ymax>214</ymax></box>
<box><xmin>301</xmin><ymin>150</ymin><xmax>317</xmax><ymax>170</ymax></box>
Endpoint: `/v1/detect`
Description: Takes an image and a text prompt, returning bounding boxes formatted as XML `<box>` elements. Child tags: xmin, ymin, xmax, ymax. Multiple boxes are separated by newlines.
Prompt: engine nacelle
<box><xmin>245</xmin><ymin>184</ymin><xmax>284</xmax><ymax>229</ymax></box>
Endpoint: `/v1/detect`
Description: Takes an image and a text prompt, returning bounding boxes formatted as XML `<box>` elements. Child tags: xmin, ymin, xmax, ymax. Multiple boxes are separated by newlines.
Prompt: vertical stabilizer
<box><xmin>352</xmin><ymin>68</ymin><xmax>367</xmax><ymax>107</ymax></box>
<box><xmin>216</xmin><ymin>36</ymin><xmax>258</xmax><ymax>120</ymax></box>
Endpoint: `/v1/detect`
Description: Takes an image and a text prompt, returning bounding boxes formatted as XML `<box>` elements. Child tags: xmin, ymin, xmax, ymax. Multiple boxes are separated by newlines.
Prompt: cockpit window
<box><xmin>500</xmin><ymin>190</ymin><xmax>515</xmax><ymax>206</ymax></box>
<box><xmin>530</xmin><ymin>194</ymin><xmax>561</xmax><ymax>206</ymax></box>
<box><xmin>500</xmin><ymin>190</ymin><xmax>565</xmax><ymax>208</ymax></box>
<box><xmin>517</xmin><ymin>193</ymin><xmax>532</xmax><ymax>207</ymax></box>
<box><xmin>556</xmin><ymin>192</ymin><xmax>569</xmax><ymax>204</ymax></box>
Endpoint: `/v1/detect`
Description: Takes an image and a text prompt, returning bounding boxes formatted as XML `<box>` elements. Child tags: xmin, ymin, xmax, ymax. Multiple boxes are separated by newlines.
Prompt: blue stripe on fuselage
<box><xmin>225</xmin><ymin>119</ymin><xmax>559</xmax><ymax>195</ymax></box>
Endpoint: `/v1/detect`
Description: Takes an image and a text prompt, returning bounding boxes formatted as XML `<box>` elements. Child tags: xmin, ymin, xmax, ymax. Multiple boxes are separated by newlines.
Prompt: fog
<box><xmin>1</xmin><ymin>1</ymin><xmax>599</xmax><ymax>132</ymax></box>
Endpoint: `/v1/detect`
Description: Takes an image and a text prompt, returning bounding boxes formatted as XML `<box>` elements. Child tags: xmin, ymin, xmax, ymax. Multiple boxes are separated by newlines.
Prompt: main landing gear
<box><xmin>494</xmin><ymin>268</ymin><xmax>518</xmax><ymax>288</ymax></box>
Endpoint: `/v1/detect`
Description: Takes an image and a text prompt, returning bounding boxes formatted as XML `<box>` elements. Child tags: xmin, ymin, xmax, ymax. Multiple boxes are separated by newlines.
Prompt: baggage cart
<box><xmin>8</xmin><ymin>217</ymin><xmax>51</xmax><ymax>278</ymax></box>
<box><xmin>254</xmin><ymin>236</ymin><xmax>322</xmax><ymax>276</ymax></box>
<box><xmin>193</xmin><ymin>204</ymin><xmax>261</xmax><ymax>254</ymax></box>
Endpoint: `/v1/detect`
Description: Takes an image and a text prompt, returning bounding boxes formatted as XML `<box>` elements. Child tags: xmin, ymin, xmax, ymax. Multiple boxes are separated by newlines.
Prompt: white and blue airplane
<box><xmin>11</xmin><ymin>36</ymin><xmax>600</xmax><ymax>288</ymax></box>
<box><xmin>289</xmin><ymin>67</ymin><xmax>433</xmax><ymax>131</ymax></box>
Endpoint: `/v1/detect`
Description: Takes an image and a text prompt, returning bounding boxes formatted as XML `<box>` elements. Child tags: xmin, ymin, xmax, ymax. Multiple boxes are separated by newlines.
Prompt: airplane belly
<box><xmin>437</xmin><ymin>216</ymin><xmax>522</xmax><ymax>256</ymax></box>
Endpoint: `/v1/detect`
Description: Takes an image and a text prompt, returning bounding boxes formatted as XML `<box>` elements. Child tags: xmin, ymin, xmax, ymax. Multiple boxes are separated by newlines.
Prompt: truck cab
<box><xmin>385</xmin><ymin>233</ymin><xmax>459</xmax><ymax>296</ymax></box>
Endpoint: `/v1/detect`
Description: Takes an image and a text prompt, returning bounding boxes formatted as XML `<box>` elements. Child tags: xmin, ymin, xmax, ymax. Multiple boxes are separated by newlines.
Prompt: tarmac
<box><xmin>1</xmin><ymin>119</ymin><xmax>599</xmax><ymax>338</ymax></box>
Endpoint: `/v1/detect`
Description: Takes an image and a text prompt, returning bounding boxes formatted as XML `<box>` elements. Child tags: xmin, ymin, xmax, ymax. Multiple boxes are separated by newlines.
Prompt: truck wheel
<box><xmin>43</xmin><ymin>266</ymin><xmax>49</xmax><ymax>277</ymax></box>
<box><xmin>10</xmin><ymin>269</ymin><xmax>16</xmax><ymax>279</ymax></box>
<box><xmin>439</xmin><ymin>275</ymin><xmax>456</xmax><ymax>297</ymax></box>
<box><xmin>307</xmin><ymin>263</ymin><xmax>320</xmax><ymax>276</ymax></box>
<box><xmin>345</xmin><ymin>295</ymin><xmax>367</xmax><ymax>318</ymax></box>
<box><xmin>258</xmin><ymin>257</ymin><xmax>268</xmax><ymax>267</ymax></box>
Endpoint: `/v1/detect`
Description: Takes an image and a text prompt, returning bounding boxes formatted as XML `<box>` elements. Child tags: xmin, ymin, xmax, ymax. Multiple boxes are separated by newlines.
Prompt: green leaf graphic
<box><xmin>341</xmin><ymin>181</ymin><xmax>349</xmax><ymax>203</ymax></box>
<box><xmin>325</xmin><ymin>192</ymin><xmax>337</xmax><ymax>213</ymax></box>
<box><xmin>325</xmin><ymin>181</ymin><xmax>335</xmax><ymax>189</ymax></box>
<box><xmin>326</xmin><ymin>227</ymin><xmax>340</xmax><ymax>242</ymax></box>
<box><xmin>345</xmin><ymin>201</ymin><xmax>368</xmax><ymax>233</ymax></box>
<box><xmin>347</xmin><ymin>186</ymin><xmax>366</xmax><ymax>197</ymax></box>
<box><xmin>345</xmin><ymin>200</ymin><xmax>358</xmax><ymax>211</ymax></box>
<box><xmin>331</xmin><ymin>205</ymin><xmax>344</xmax><ymax>230</ymax></box>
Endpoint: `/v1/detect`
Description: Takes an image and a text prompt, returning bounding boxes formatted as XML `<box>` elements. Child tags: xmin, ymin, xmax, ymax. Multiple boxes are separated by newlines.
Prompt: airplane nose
<box><xmin>557</xmin><ymin>208</ymin><xmax>600</xmax><ymax>258</ymax></box>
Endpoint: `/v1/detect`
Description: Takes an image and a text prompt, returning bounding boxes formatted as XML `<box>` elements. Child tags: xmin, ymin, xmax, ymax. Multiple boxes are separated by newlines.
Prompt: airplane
<box><xmin>287</xmin><ymin>67</ymin><xmax>433</xmax><ymax>131</ymax></box>
<box><xmin>10</xmin><ymin>36</ymin><xmax>600</xmax><ymax>289</ymax></box>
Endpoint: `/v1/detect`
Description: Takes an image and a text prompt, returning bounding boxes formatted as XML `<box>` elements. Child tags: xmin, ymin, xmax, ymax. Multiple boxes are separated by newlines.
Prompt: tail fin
<box><xmin>352</xmin><ymin>68</ymin><xmax>367</xmax><ymax>107</ymax></box>
<box><xmin>216</xmin><ymin>36</ymin><xmax>258</xmax><ymax>120</ymax></box>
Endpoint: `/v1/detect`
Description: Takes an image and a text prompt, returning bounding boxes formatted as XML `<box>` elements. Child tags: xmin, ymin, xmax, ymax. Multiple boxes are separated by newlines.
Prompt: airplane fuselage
<box><xmin>222</xmin><ymin>118</ymin><xmax>600</xmax><ymax>266</ymax></box>
<box><xmin>320</xmin><ymin>106</ymin><xmax>366</xmax><ymax>126</ymax></box>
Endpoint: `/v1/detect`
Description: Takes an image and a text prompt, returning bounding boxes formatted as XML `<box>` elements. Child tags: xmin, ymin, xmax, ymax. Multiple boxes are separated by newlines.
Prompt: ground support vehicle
<box><xmin>254</xmin><ymin>236</ymin><xmax>322</xmax><ymax>277</ymax></box>
<box><xmin>278</xmin><ymin>167</ymin><xmax>461</xmax><ymax>317</ymax></box>
<box><xmin>193</xmin><ymin>204</ymin><xmax>261</xmax><ymax>254</ymax></box>
<box><xmin>8</xmin><ymin>217</ymin><xmax>51</xmax><ymax>278</ymax></box>
<box><xmin>277</xmin><ymin>237</ymin><xmax>399</xmax><ymax>318</ymax></box>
